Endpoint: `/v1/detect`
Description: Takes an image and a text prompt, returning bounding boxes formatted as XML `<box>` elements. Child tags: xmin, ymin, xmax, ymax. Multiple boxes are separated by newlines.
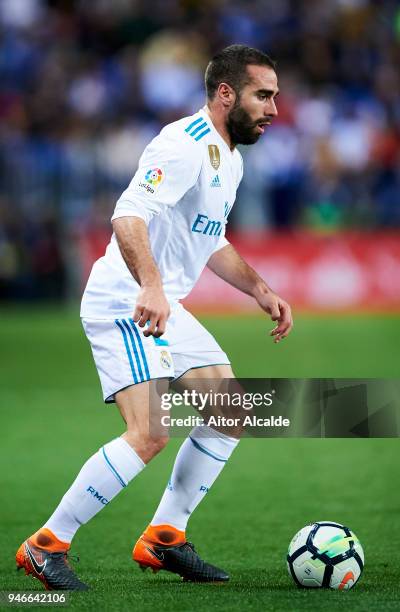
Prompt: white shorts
<box><xmin>82</xmin><ymin>303</ymin><xmax>230</xmax><ymax>403</ymax></box>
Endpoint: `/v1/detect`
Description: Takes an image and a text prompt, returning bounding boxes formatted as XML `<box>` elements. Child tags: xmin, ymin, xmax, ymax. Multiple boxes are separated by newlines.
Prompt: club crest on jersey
<box><xmin>160</xmin><ymin>350</ymin><xmax>172</xmax><ymax>369</ymax></box>
<box><xmin>208</xmin><ymin>145</ymin><xmax>220</xmax><ymax>170</ymax></box>
<box><xmin>138</xmin><ymin>167</ymin><xmax>164</xmax><ymax>193</ymax></box>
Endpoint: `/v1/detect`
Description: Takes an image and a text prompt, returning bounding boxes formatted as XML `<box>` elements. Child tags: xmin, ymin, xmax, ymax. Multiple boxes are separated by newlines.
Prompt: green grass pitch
<box><xmin>1</xmin><ymin>308</ymin><xmax>399</xmax><ymax>611</ymax></box>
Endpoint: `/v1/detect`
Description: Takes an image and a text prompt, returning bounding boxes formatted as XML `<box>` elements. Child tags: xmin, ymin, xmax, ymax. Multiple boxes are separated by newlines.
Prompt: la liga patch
<box><xmin>145</xmin><ymin>167</ymin><xmax>164</xmax><ymax>188</ymax></box>
<box><xmin>137</xmin><ymin>167</ymin><xmax>165</xmax><ymax>194</ymax></box>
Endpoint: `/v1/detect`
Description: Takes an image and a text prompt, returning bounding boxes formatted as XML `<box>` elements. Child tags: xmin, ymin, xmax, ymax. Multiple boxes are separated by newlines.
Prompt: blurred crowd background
<box><xmin>0</xmin><ymin>0</ymin><xmax>399</xmax><ymax>303</ymax></box>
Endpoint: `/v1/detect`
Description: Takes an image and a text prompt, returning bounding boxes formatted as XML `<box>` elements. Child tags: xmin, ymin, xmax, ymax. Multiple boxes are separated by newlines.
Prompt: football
<box><xmin>287</xmin><ymin>521</ymin><xmax>364</xmax><ymax>589</ymax></box>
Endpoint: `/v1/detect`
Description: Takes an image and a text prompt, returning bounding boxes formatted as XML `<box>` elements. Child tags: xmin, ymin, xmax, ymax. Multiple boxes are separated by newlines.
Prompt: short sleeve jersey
<box><xmin>80</xmin><ymin>108</ymin><xmax>243</xmax><ymax>318</ymax></box>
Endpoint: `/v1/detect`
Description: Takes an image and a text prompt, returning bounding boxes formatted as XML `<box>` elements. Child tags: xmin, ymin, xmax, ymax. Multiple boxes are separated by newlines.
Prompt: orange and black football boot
<box><xmin>16</xmin><ymin>528</ymin><xmax>88</xmax><ymax>591</ymax></box>
<box><xmin>133</xmin><ymin>524</ymin><xmax>229</xmax><ymax>582</ymax></box>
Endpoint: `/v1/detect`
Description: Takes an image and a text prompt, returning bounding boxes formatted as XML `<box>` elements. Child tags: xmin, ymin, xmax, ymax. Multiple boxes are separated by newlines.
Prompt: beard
<box><xmin>226</xmin><ymin>99</ymin><xmax>262</xmax><ymax>146</ymax></box>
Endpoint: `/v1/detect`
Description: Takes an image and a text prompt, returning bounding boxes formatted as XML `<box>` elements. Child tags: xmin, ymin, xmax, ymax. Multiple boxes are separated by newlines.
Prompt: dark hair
<box><xmin>205</xmin><ymin>44</ymin><xmax>276</xmax><ymax>100</ymax></box>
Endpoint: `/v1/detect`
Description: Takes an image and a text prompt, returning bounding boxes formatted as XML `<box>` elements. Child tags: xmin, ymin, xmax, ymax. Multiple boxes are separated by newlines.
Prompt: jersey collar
<box><xmin>198</xmin><ymin>107</ymin><xmax>236</xmax><ymax>155</ymax></box>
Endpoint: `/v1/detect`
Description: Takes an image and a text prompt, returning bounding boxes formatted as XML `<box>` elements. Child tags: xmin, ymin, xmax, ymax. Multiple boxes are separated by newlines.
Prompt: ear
<box><xmin>216</xmin><ymin>82</ymin><xmax>236</xmax><ymax>109</ymax></box>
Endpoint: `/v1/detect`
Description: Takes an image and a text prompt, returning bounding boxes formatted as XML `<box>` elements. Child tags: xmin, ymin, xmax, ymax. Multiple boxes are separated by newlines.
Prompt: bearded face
<box><xmin>225</xmin><ymin>65</ymin><xmax>279</xmax><ymax>146</ymax></box>
<box><xmin>226</xmin><ymin>98</ymin><xmax>268</xmax><ymax>145</ymax></box>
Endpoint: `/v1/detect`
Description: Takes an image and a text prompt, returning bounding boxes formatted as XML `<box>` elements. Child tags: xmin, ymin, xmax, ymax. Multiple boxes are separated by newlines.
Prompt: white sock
<box><xmin>44</xmin><ymin>437</ymin><xmax>145</xmax><ymax>542</ymax></box>
<box><xmin>151</xmin><ymin>425</ymin><xmax>239</xmax><ymax>532</ymax></box>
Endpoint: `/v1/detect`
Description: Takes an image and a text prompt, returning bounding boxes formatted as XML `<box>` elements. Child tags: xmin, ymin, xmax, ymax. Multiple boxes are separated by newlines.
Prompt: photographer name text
<box><xmin>160</xmin><ymin>415</ymin><xmax>290</xmax><ymax>428</ymax></box>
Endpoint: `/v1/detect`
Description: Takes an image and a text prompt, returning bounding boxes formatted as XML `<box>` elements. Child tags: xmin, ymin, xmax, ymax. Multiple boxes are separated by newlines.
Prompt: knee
<box><xmin>146</xmin><ymin>434</ymin><xmax>169</xmax><ymax>456</ymax></box>
<box><xmin>123</xmin><ymin>430</ymin><xmax>169</xmax><ymax>463</ymax></box>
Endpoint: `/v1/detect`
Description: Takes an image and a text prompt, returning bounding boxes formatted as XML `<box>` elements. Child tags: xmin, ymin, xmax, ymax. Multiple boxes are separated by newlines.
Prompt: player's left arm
<box><xmin>207</xmin><ymin>244</ymin><xmax>293</xmax><ymax>343</ymax></box>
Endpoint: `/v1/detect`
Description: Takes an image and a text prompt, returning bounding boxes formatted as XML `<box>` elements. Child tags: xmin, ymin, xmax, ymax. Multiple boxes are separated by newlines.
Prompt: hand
<box><xmin>133</xmin><ymin>286</ymin><xmax>170</xmax><ymax>337</ymax></box>
<box><xmin>255</xmin><ymin>287</ymin><xmax>293</xmax><ymax>343</ymax></box>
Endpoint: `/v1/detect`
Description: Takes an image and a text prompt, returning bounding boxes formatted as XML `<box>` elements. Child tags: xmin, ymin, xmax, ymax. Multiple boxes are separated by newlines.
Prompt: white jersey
<box><xmin>80</xmin><ymin>108</ymin><xmax>243</xmax><ymax>318</ymax></box>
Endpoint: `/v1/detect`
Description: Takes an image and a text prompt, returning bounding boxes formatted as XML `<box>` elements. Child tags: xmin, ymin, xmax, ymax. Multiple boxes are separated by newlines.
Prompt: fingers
<box><xmin>270</xmin><ymin>303</ymin><xmax>281</xmax><ymax>321</ymax></box>
<box><xmin>153</xmin><ymin>314</ymin><xmax>167</xmax><ymax>338</ymax></box>
<box><xmin>270</xmin><ymin>301</ymin><xmax>293</xmax><ymax>343</ymax></box>
<box><xmin>134</xmin><ymin>304</ymin><xmax>170</xmax><ymax>337</ymax></box>
<box><xmin>136</xmin><ymin>308</ymin><xmax>150</xmax><ymax>328</ymax></box>
<box><xmin>272</xmin><ymin>322</ymin><xmax>293</xmax><ymax>343</ymax></box>
<box><xmin>133</xmin><ymin>304</ymin><xmax>143</xmax><ymax>323</ymax></box>
<box><xmin>143</xmin><ymin>312</ymin><xmax>158</xmax><ymax>337</ymax></box>
<box><xmin>138</xmin><ymin>311</ymin><xmax>168</xmax><ymax>337</ymax></box>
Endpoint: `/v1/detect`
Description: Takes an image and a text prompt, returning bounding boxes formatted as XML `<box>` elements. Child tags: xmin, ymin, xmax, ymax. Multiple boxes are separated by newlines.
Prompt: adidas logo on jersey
<box><xmin>210</xmin><ymin>175</ymin><xmax>221</xmax><ymax>188</ymax></box>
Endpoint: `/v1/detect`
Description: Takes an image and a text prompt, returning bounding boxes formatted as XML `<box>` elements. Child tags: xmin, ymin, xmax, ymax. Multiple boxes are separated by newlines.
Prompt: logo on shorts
<box><xmin>208</xmin><ymin>145</ymin><xmax>220</xmax><ymax>170</ymax></box>
<box><xmin>160</xmin><ymin>350</ymin><xmax>172</xmax><ymax>369</ymax></box>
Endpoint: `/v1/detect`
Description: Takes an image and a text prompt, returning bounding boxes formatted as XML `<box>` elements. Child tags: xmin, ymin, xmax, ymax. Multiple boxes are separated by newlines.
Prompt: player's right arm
<box><xmin>112</xmin><ymin>216</ymin><xmax>170</xmax><ymax>338</ymax></box>
<box><xmin>110</xmin><ymin>122</ymin><xmax>202</xmax><ymax>338</ymax></box>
